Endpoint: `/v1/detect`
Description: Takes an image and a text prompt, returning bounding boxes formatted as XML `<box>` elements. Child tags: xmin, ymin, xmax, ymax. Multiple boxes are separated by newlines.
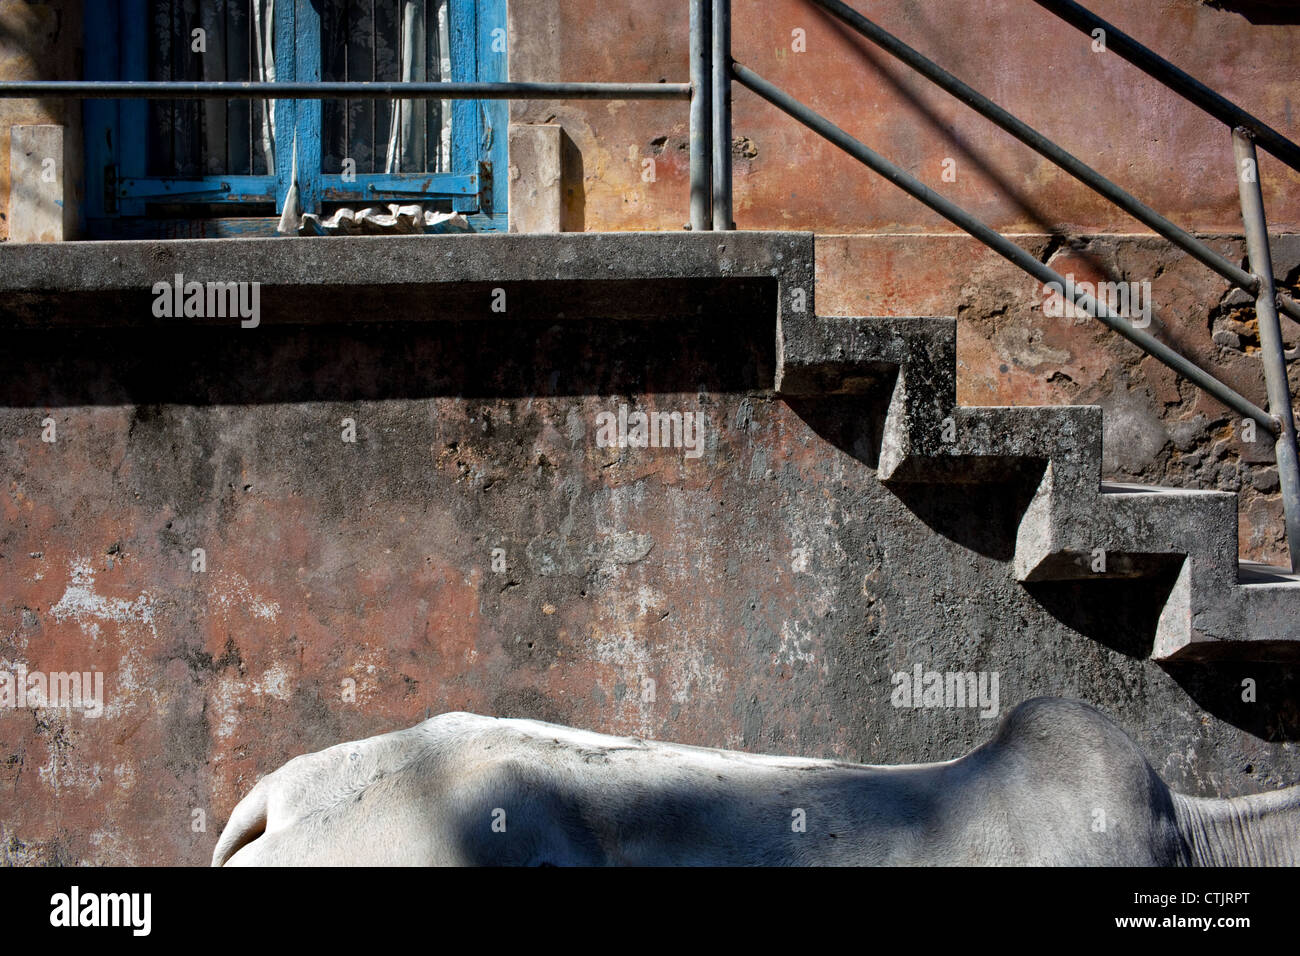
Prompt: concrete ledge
<box><xmin>0</xmin><ymin>230</ymin><xmax>813</xmax><ymax>291</ymax></box>
<box><xmin>0</xmin><ymin>230</ymin><xmax>815</xmax><ymax>328</ymax></box>
<box><xmin>776</xmin><ymin>314</ymin><xmax>951</xmax><ymax>397</ymax></box>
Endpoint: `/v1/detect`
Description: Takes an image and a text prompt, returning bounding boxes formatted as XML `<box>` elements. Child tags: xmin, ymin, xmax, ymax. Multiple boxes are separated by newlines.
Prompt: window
<box><xmin>83</xmin><ymin>0</ymin><xmax>507</xmax><ymax>237</ymax></box>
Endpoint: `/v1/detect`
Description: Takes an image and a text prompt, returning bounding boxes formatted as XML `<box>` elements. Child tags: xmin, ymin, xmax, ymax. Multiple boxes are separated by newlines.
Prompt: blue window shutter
<box><xmin>273</xmin><ymin>0</ymin><xmax>298</xmax><ymax>215</ymax></box>
<box><xmin>449</xmin><ymin>0</ymin><xmax>480</xmax><ymax>214</ymax></box>
<box><xmin>88</xmin><ymin>1</ymin><xmax>505</xmax><ymax>233</ymax></box>
<box><xmin>118</xmin><ymin>0</ymin><xmax>149</xmax><ymax>195</ymax></box>
<box><xmin>479</xmin><ymin>0</ymin><xmax>508</xmax><ymax>220</ymax></box>
<box><xmin>292</xmin><ymin>0</ymin><xmax>323</xmax><ymax>215</ymax></box>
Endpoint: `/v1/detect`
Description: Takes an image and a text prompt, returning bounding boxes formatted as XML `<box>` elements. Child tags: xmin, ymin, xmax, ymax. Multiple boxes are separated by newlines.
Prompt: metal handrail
<box><xmin>711</xmin><ymin>0</ymin><xmax>734</xmax><ymax>231</ymax></box>
<box><xmin>716</xmin><ymin>0</ymin><xmax>1300</xmax><ymax>570</ymax></box>
<box><xmin>729</xmin><ymin>60</ymin><xmax>1273</xmax><ymax>432</ymax></box>
<box><xmin>0</xmin><ymin>80</ymin><xmax>692</xmax><ymax>100</ymax></box>
<box><xmin>807</xmin><ymin>0</ymin><xmax>1300</xmax><ymax>328</ymax></box>
<box><xmin>689</xmin><ymin>0</ymin><xmax>713</xmax><ymax>230</ymax></box>
<box><xmin>1027</xmin><ymin>4</ymin><xmax>1300</xmax><ymax>572</ymax></box>
<box><xmin>1234</xmin><ymin>127</ymin><xmax>1300</xmax><ymax>567</ymax></box>
<box><xmin>1032</xmin><ymin>0</ymin><xmax>1300</xmax><ymax>174</ymax></box>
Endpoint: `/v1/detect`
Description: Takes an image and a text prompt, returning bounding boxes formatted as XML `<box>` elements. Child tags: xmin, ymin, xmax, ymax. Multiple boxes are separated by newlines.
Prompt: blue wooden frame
<box><xmin>83</xmin><ymin>0</ymin><xmax>508</xmax><ymax>236</ymax></box>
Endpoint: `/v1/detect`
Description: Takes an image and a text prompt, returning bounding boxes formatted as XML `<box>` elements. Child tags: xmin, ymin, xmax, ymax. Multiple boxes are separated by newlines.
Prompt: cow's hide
<box><xmin>213</xmin><ymin>697</ymin><xmax>1299</xmax><ymax>866</ymax></box>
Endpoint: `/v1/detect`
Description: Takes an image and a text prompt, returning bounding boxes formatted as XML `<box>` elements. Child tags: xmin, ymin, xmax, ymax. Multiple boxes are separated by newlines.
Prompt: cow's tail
<box><xmin>211</xmin><ymin>777</ymin><xmax>270</xmax><ymax>867</ymax></box>
<box><xmin>1172</xmin><ymin>784</ymin><xmax>1300</xmax><ymax>866</ymax></box>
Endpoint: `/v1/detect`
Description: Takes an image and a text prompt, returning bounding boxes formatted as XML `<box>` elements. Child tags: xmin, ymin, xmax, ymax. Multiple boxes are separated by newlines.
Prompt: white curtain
<box><xmin>253</xmin><ymin>0</ymin><xmax>276</xmax><ymax>173</ymax></box>
<box><xmin>254</xmin><ymin>0</ymin><xmax>454</xmax><ymax>186</ymax></box>
<box><xmin>387</xmin><ymin>0</ymin><xmax>453</xmax><ymax>173</ymax></box>
<box><xmin>387</xmin><ymin>0</ymin><xmax>424</xmax><ymax>173</ymax></box>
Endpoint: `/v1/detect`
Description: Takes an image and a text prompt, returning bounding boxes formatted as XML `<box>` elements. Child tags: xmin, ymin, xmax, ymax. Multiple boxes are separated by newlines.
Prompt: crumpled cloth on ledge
<box><xmin>296</xmin><ymin>205</ymin><xmax>473</xmax><ymax>236</ymax></box>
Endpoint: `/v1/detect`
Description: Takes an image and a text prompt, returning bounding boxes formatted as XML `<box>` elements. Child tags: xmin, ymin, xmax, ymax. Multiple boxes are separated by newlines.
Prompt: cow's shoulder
<box><xmin>979</xmin><ymin>697</ymin><xmax>1165</xmax><ymax>800</ymax></box>
<box><xmin>990</xmin><ymin>696</ymin><xmax>1129</xmax><ymax>745</ymax></box>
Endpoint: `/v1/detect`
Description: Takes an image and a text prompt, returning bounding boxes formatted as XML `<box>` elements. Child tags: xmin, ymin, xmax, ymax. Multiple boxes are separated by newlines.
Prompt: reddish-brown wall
<box><xmin>510</xmin><ymin>0</ymin><xmax>1300</xmax><ymax>233</ymax></box>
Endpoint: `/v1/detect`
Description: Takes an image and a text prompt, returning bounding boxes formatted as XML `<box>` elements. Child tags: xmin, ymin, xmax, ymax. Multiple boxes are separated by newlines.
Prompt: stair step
<box><xmin>1017</xmin><ymin>475</ymin><xmax>1236</xmax><ymax>582</ymax></box>
<box><xmin>1237</xmin><ymin>561</ymin><xmax>1300</xmax><ymax>585</ymax></box>
<box><xmin>881</xmin><ymin>404</ymin><xmax>1102</xmax><ymax>484</ymax></box>
<box><xmin>1156</xmin><ymin>559</ymin><xmax>1300</xmax><ymax>661</ymax></box>
<box><xmin>778</xmin><ymin>308</ymin><xmax>1299</xmax><ymax>661</ymax></box>
<box><xmin>1099</xmin><ymin>481</ymin><xmax>1217</xmax><ymax>496</ymax></box>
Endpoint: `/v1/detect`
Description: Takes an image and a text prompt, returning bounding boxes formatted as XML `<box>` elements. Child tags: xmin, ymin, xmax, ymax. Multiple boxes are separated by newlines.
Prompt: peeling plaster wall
<box><xmin>3</xmin><ymin>292</ymin><xmax>1300</xmax><ymax>866</ymax></box>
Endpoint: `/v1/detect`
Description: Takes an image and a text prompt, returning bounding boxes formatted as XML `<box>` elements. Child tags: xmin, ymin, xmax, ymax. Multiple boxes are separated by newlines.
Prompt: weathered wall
<box><xmin>509</xmin><ymin>0</ymin><xmax>1300</xmax><ymax>233</ymax></box>
<box><xmin>1</xmin><ymin>229</ymin><xmax>1298</xmax><ymax>866</ymax></box>
<box><xmin>4</xmin><ymin>300</ymin><xmax>1299</xmax><ymax>866</ymax></box>
<box><xmin>3</xmin><ymin>1</ymin><xmax>1297</xmax><ymax>532</ymax></box>
<box><xmin>1</xmin><ymin>0</ymin><xmax>1299</xmax><ymax>866</ymax></box>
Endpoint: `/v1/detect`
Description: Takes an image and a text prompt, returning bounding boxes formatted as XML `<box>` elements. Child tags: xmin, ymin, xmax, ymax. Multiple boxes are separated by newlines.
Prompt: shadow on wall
<box><xmin>785</xmin><ymin>392</ymin><xmax>1044</xmax><ymax>560</ymax></box>
<box><xmin>1164</xmin><ymin>659</ymin><xmax>1300</xmax><ymax>742</ymax></box>
<box><xmin>808</xmin><ymin>1</ymin><xmax>1175</xmax><ymax>354</ymax></box>
<box><xmin>560</xmin><ymin>127</ymin><xmax>585</xmax><ymax>233</ymax></box>
<box><xmin>1204</xmin><ymin>0</ymin><xmax>1300</xmax><ymax>25</ymax></box>
<box><xmin>811</xmin><ymin>2</ymin><xmax>1068</xmax><ymax>237</ymax></box>
<box><xmin>0</xmin><ymin>279</ymin><xmax>777</xmax><ymax>405</ymax></box>
<box><xmin>888</xmin><ymin>468</ymin><xmax>1044</xmax><ymax>562</ymax></box>
<box><xmin>784</xmin><ymin>394</ymin><xmax>889</xmax><ymax>470</ymax></box>
<box><xmin>1024</xmin><ymin>570</ymin><xmax>1182</xmax><ymax>659</ymax></box>
<box><xmin>787</xmin><ymin>388</ymin><xmax>1300</xmax><ymax>744</ymax></box>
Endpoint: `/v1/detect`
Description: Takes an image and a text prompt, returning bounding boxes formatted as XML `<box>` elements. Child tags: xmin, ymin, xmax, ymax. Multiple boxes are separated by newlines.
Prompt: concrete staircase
<box><xmin>778</xmin><ymin>308</ymin><xmax>1300</xmax><ymax>662</ymax></box>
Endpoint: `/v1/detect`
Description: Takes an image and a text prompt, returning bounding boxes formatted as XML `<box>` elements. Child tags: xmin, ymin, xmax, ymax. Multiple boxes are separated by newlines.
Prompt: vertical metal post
<box><xmin>689</xmin><ymin>0</ymin><xmax>712</xmax><ymax>230</ymax></box>
<box><xmin>1234</xmin><ymin>126</ymin><xmax>1300</xmax><ymax>572</ymax></box>
<box><xmin>711</xmin><ymin>0</ymin><xmax>733</xmax><ymax>230</ymax></box>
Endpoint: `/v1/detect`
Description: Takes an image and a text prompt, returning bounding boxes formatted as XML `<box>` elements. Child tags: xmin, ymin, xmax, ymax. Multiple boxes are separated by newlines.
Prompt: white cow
<box><xmin>213</xmin><ymin>697</ymin><xmax>1299</xmax><ymax>866</ymax></box>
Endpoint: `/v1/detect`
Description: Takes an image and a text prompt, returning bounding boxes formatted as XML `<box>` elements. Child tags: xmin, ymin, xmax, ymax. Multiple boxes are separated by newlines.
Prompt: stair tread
<box><xmin>1237</xmin><ymin>561</ymin><xmax>1300</xmax><ymax>586</ymax></box>
<box><xmin>1099</xmin><ymin>481</ymin><xmax>1228</xmax><ymax>497</ymax></box>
